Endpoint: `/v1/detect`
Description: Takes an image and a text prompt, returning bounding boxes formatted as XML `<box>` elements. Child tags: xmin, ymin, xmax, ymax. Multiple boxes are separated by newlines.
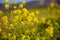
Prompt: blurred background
<box><xmin>0</xmin><ymin>0</ymin><xmax>60</xmax><ymax>10</ymax></box>
<box><xmin>0</xmin><ymin>0</ymin><xmax>60</xmax><ymax>7</ymax></box>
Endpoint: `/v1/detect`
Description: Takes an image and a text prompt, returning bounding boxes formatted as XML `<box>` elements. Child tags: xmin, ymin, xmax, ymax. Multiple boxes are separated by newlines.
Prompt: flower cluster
<box><xmin>0</xmin><ymin>1</ymin><xmax>60</xmax><ymax>40</ymax></box>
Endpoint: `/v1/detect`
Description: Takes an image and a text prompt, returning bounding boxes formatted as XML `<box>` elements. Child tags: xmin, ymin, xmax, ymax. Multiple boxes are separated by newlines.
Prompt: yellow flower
<box><xmin>2</xmin><ymin>16</ymin><xmax>8</xmax><ymax>20</ymax></box>
<box><xmin>21</xmin><ymin>34</ymin><xmax>26</xmax><ymax>40</ymax></box>
<box><xmin>0</xmin><ymin>10</ymin><xmax>3</xmax><ymax>16</ymax></box>
<box><xmin>4</xmin><ymin>4</ymin><xmax>9</xmax><ymax>9</ymax></box>
<box><xmin>22</xmin><ymin>8</ymin><xmax>29</xmax><ymax>13</ymax></box>
<box><xmin>21</xmin><ymin>35</ymin><xmax>30</xmax><ymax>40</ymax></box>
<box><xmin>50</xmin><ymin>2</ymin><xmax>55</xmax><ymax>8</ymax></box>
<box><xmin>13</xmin><ymin>16</ymin><xmax>19</xmax><ymax>23</ymax></box>
<box><xmin>35</xmin><ymin>10</ymin><xmax>39</xmax><ymax>14</ymax></box>
<box><xmin>41</xmin><ymin>17</ymin><xmax>46</xmax><ymax>23</ymax></box>
<box><xmin>33</xmin><ymin>17</ymin><xmax>39</xmax><ymax>23</ymax></box>
<box><xmin>21</xmin><ymin>21</ymin><xmax>24</xmax><ymax>25</ymax></box>
<box><xmin>0</xmin><ymin>10</ymin><xmax>3</xmax><ymax>13</ymax></box>
<box><xmin>27</xmin><ymin>16</ymin><xmax>32</xmax><ymax>22</ymax></box>
<box><xmin>25</xmin><ymin>29</ymin><xmax>30</xmax><ymax>34</ymax></box>
<box><xmin>19</xmin><ymin>4</ymin><xmax>23</xmax><ymax>8</ymax></box>
<box><xmin>12</xmin><ymin>35</ymin><xmax>16</xmax><ymax>40</ymax></box>
<box><xmin>25</xmin><ymin>36</ymin><xmax>30</xmax><ymax>40</ymax></box>
<box><xmin>31</xmin><ymin>28</ymin><xmax>37</xmax><ymax>34</ymax></box>
<box><xmin>35</xmin><ymin>37</ymin><xmax>40</xmax><ymax>40</ymax></box>
<box><xmin>0</xmin><ymin>10</ymin><xmax>3</xmax><ymax>14</ymax></box>
<box><xmin>22</xmin><ymin>1</ymin><xmax>26</xmax><ymax>5</ymax></box>
<box><xmin>17</xmin><ymin>9</ymin><xmax>21</xmax><ymax>14</ymax></box>
<box><xmin>13</xmin><ymin>6</ymin><xmax>17</xmax><ymax>9</ymax></box>
<box><xmin>19</xmin><ymin>15</ymin><xmax>23</xmax><ymax>21</ymax></box>
<box><xmin>41</xmin><ymin>37</ymin><xmax>46</xmax><ymax>40</ymax></box>
<box><xmin>23</xmin><ymin>12</ymin><xmax>27</xmax><ymax>17</ymax></box>
<box><xmin>45</xmin><ymin>26</ymin><xmax>54</xmax><ymax>37</ymax></box>
<box><xmin>13</xmin><ymin>10</ymin><xmax>17</xmax><ymax>14</ymax></box>
<box><xmin>47</xmin><ymin>20</ymin><xmax>51</xmax><ymax>25</ymax></box>
<box><xmin>55</xmin><ymin>22</ymin><xmax>59</xmax><ymax>26</ymax></box>
<box><xmin>14</xmin><ymin>16</ymin><xmax>19</xmax><ymax>19</ymax></box>
<box><xmin>8</xmin><ymin>33</ymin><xmax>12</xmax><ymax>37</ymax></box>
<box><xmin>13</xmin><ymin>9</ymin><xmax>21</xmax><ymax>14</ymax></box>
<box><xmin>2</xmin><ymin>16</ymin><xmax>8</xmax><ymax>25</ymax></box>
<box><xmin>0</xmin><ymin>28</ymin><xmax>2</xmax><ymax>32</ymax></box>
<box><xmin>30</xmin><ymin>12</ymin><xmax>35</xmax><ymax>17</ymax></box>
<box><xmin>2</xmin><ymin>32</ymin><xmax>7</xmax><ymax>38</ymax></box>
<box><xmin>9</xmin><ymin>24</ymin><xmax>14</xmax><ymax>27</ymax></box>
<box><xmin>13</xmin><ymin>16</ymin><xmax>19</xmax><ymax>25</ymax></box>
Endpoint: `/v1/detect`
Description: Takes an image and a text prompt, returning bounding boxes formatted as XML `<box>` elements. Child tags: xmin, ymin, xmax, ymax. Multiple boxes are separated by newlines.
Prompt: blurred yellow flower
<box><xmin>41</xmin><ymin>17</ymin><xmax>46</xmax><ymax>23</ymax></box>
<box><xmin>21</xmin><ymin>21</ymin><xmax>24</xmax><ymax>25</ymax></box>
<box><xmin>0</xmin><ymin>1</ymin><xmax>60</xmax><ymax>40</ymax></box>
<box><xmin>33</xmin><ymin>17</ymin><xmax>39</xmax><ymax>23</ymax></box>
<box><xmin>21</xmin><ymin>34</ymin><xmax>25</xmax><ymax>40</ymax></box>
<box><xmin>21</xmin><ymin>35</ymin><xmax>30</xmax><ymax>40</ymax></box>
<box><xmin>22</xmin><ymin>8</ymin><xmax>29</xmax><ymax>13</ymax></box>
<box><xmin>13</xmin><ymin>10</ymin><xmax>17</xmax><ymax>14</ymax></box>
<box><xmin>41</xmin><ymin>37</ymin><xmax>46</xmax><ymax>40</ymax></box>
<box><xmin>13</xmin><ymin>16</ymin><xmax>19</xmax><ymax>22</ymax></box>
<box><xmin>12</xmin><ymin>35</ymin><xmax>16</xmax><ymax>40</ymax></box>
<box><xmin>14</xmin><ymin>16</ymin><xmax>19</xmax><ymax>19</ymax></box>
<box><xmin>19</xmin><ymin>4</ymin><xmax>23</xmax><ymax>8</ymax></box>
<box><xmin>8</xmin><ymin>33</ymin><xmax>12</xmax><ymax>37</ymax></box>
<box><xmin>27</xmin><ymin>16</ymin><xmax>32</xmax><ymax>22</ymax></box>
<box><xmin>13</xmin><ymin>9</ymin><xmax>21</xmax><ymax>14</ymax></box>
<box><xmin>47</xmin><ymin>20</ymin><xmax>51</xmax><ymax>25</ymax></box>
<box><xmin>25</xmin><ymin>29</ymin><xmax>30</xmax><ymax>34</ymax></box>
<box><xmin>22</xmin><ymin>1</ymin><xmax>26</xmax><ymax>5</ymax></box>
<box><xmin>50</xmin><ymin>2</ymin><xmax>55</xmax><ymax>8</ymax></box>
<box><xmin>25</xmin><ymin>36</ymin><xmax>30</xmax><ymax>40</ymax></box>
<box><xmin>0</xmin><ymin>27</ymin><xmax>2</xmax><ymax>32</ymax></box>
<box><xmin>2</xmin><ymin>32</ymin><xmax>7</xmax><ymax>38</ymax></box>
<box><xmin>55</xmin><ymin>22</ymin><xmax>59</xmax><ymax>26</ymax></box>
<box><xmin>17</xmin><ymin>9</ymin><xmax>21</xmax><ymax>14</ymax></box>
<box><xmin>9</xmin><ymin>24</ymin><xmax>14</xmax><ymax>28</ymax></box>
<box><xmin>23</xmin><ymin>12</ymin><xmax>27</xmax><ymax>17</ymax></box>
<box><xmin>45</xmin><ymin>26</ymin><xmax>54</xmax><ymax>37</ymax></box>
<box><xmin>0</xmin><ymin>10</ymin><xmax>3</xmax><ymax>13</ymax></box>
<box><xmin>31</xmin><ymin>28</ymin><xmax>37</xmax><ymax>34</ymax></box>
<box><xmin>19</xmin><ymin>15</ymin><xmax>23</xmax><ymax>21</ymax></box>
<box><xmin>2</xmin><ymin>16</ymin><xmax>8</xmax><ymax>25</ymax></box>
<box><xmin>35</xmin><ymin>10</ymin><xmax>39</xmax><ymax>14</ymax></box>
<box><xmin>13</xmin><ymin>6</ymin><xmax>17</xmax><ymax>9</ymax></box>
<box><xmin>35</xmin><ymin>37</ymin><xmax>40</xmax><ymax>40</ymax></box>
<box><xmin>0</xmin><ymin>10</ymin><xmax>3</xmax><ymax>16</ymax></box>
<box><xmin>30</xmin><ymin>12</ymin><xmax>35</xmax><ymax>17</ymax></box>
<box><xmin>4</xmin><ymin>4</ymin><xmax>9</xmax><ymax>9</ymax></box>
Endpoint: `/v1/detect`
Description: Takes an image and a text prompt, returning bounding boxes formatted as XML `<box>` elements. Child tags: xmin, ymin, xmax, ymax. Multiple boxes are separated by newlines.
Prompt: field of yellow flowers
<box><xmin>0</xmin><ymin>1</ymin><xmax>60</xmax><ymax>40</ymax></box>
